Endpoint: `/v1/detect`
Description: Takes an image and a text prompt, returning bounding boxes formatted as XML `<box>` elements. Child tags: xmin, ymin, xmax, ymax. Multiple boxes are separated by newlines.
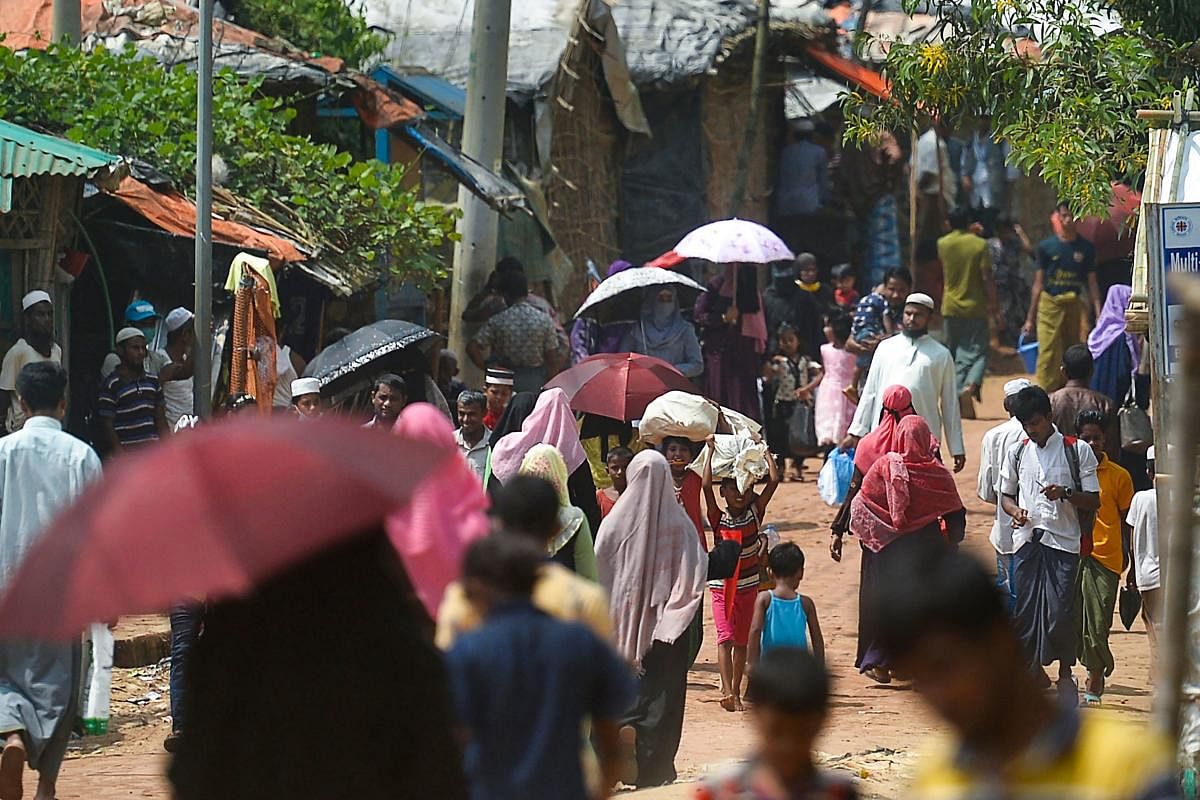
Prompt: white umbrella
<box><xmin>573</xmin><ymin>267</ymin><xmax>706</xmax><ymax>324</ymax></box>
<box><xmin>673</xmin><ymin>218</ymin><xmax>795</xmax><ymax>264</ymax></box>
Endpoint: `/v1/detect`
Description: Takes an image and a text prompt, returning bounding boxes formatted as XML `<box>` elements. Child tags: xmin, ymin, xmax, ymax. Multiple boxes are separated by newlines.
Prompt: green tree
<box><xmin>231</xmin><ymin>0</ymin><xmax>385</xmax><ymax>68</ymax></box>
<box><xmin>844</xmin><ymin>0</ymin><xmax>1200</xmax><ymax>216</ymax></box>
<box><xmin>0</xmin><ymin>43</ymin><xmax>454</xmax><ymax>285</ymax></box>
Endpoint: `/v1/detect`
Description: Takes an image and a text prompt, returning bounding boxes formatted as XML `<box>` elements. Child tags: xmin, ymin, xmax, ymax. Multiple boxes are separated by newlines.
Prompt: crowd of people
<box><xmin>0</xmin><ymin>183</ymin><xmax>1172</xmax><ymax>800</ymax></box>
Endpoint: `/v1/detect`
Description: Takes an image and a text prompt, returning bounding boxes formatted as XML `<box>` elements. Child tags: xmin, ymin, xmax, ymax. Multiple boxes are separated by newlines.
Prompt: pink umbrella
<box><xmin>673</xmin><ymin>219</ymin><xmax>795</xmax><ymax>264</ymax></box>
<box><xmin>544</xmin><ymin>352</ymin><xmax>697</xmax><ymax>421</ymax></box>
<box><xmin>0</xmin><ymin>417</ymin><xmax>462</xmax><ymax>639</ymax></box>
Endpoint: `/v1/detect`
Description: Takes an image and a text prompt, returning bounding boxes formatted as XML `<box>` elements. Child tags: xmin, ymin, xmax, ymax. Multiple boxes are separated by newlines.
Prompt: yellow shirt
<box><xmin>435</xmin><ymin>562</ymin><xmax>612</xmax><ymax>650</ymax></box>
<box><xmin>1092</xmin><ymin>454</ymin><xmax>1135</xmax><ymax>574</ymax></box>
<box><xmin>938</xmin><ymin>229</ymin><xmax>990</xmax><ymax>319</ymax></box>
<box><xmin>912</xmin><ymin>711</ymin><xmax>1175</xmax><ymax>800</ymax></box>
<box><xmin>582</xmin><ymin>435</ymin><xmax>644</xmax><ymax>489</ymax></box>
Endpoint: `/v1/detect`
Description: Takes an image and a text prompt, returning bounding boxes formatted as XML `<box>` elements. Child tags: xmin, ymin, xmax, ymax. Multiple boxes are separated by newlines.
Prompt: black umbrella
<box><xmin>303</xmin><ymin>320</ymin><xmax>441</xmax><ymax>396</ymax></box>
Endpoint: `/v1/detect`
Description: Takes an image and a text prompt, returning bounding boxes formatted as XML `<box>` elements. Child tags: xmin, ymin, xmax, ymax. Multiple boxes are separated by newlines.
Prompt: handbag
<box><xmin>1119</xmin><ymin>584</ymin><xmax>1143</xmax><ymax>631</ymax></box>
<box><xmin>1119</xmin><ymin>380</ymin><xmax>1153</xmax><ymax>452</ymax></box>
<box><xmin>787</xmin><ymin>401</ymin><xmax>817</xmax><ymax>452</ymax></box>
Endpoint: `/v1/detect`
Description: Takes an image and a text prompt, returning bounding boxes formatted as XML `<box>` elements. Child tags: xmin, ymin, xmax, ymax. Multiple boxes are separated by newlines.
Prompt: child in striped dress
<box><xmin>703</xmin><ymin>435</ymin><xmax>781</xmax><ymax>712</ymax></box>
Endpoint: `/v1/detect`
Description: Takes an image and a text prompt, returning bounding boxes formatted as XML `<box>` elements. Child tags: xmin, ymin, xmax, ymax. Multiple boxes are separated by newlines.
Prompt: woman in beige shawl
<box><xmin>595</xmin><ymin>450</ymin><xmax>707</xmax><ymax>788</ymax></box>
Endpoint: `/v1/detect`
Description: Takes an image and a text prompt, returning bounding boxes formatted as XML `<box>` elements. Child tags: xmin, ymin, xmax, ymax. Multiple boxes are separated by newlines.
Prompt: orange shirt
<box><xmin>1091</xmin><ymin>454</ymin><xmax>1134</xmax><ymax>574</ymax></box>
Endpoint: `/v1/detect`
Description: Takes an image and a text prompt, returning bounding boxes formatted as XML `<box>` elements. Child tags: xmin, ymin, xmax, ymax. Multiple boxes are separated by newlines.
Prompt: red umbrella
<box><xmin>545</xmin><ymin>352</ymin><xmax>697</xmax><ymax>421</ymax></box>
<box><xmin>0</xmin><ymin>417</ymin><xmax>456</xmax><ymax>639</ymax></box>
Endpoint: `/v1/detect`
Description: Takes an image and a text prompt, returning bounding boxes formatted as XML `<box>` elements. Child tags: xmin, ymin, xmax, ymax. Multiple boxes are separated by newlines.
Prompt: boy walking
<box><xmin>446</xmin><ymin>534</ymin><xmax>634</xmax><ymax>800</ymax></box>
<box><xmin>1075</xmin><ymin>410</ymin><xmax>1134</xmax><ymax>705</ymax></box>
<box><xmin>1000</xmin><ymin>386</ymin><xmax>1099</xmax><ymax>697</ymax></box>
<box><xmin>694</xmin><ymin>648</ymin><xmax>858</xmax><ymax>800</ymax></box>
<box><xmin>748</xmin><ymin>543</ymin><xmax>825</xmax><ymax>669</ymax></box>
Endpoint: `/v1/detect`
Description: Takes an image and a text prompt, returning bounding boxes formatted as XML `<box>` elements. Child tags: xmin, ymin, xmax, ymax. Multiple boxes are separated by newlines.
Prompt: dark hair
<box><xmin>167</xmin><ymin>324</ymin><xmax>191</xmax><ymax>347</ymax></box>
<box><xmin>1010</xmin><ymin>385</ymin><xmax>1052</xmax><ymax>424</ymax></box>
<box><xmin>661</xmin><ymin>436</ymin><xmax>697</xmax><ymax>456</ymax></box>
<box><xmin>15</xmin><ymin>361</ymin><xmax>67</xmax><ymax>412</ymax></box>
<box><xmin>947</xmin><ymin>205</ymin><xmax>972</xmax><ymax>230</ymax></box>
<box><xmin>374</xmin><ymin>373</ymin><xmax>408</xmax><ymax>395</ymax></box>
<box><xmin>720</xmin><ymin>476</ymin><xmax>740</xmax><ymax>490</ymax></box>
<box><xmin>873</xmin><ymin>544</ymin><xmax>1006</xmax><ymax>659</ymax></box>
<box><xmin>883</xmin><ymin>267</ymin><xmax>914</xmax><ymax>287</ymax></box>
<box><xmin>606</xmin><ymin>445</ymin><xmax>635</xmax><ymax>464</ymax></box>
<box><xmin>1062</xmin><ymin>343</ymin><xmax>1094</xmax><ymax>381</ymax></box>
<box><xmin>1055</xmin><ymin>199</ymin><xmax>1072</xmax><ymax>213</ymax></box>
<box><xmin>827</xmin><ymin>311</ymin><xmax>852</xmax><ymax>342</ymax></box>
<box><xmin>768</xmin><ymin>542</ymin><xmax>805</xmax><ymax>578</ymax></box>
<box><xmin>457</xmin><ymin>390</ymin><xmax>486</xmax><ymax>412</ymax></box>
<box><xmin>491</xmin><ymin>475</ymin><xmax>561</xmax><ymax>543</ymax></box>
<box><xmin>745</xmin><ymin>647</ymin><xmax>829</xmax><ymax>714</ymax></box>
<box><xmin>497</xmin><ymin>269</ymin><xmax>529</xmax><ymax>303</ymax></box>
<box><xmin>1075</xmin><ymin>408</ymin><xmax>1108</xmax><ymax>433</ymax></box>
<box><xmin>462</xmin><ymin>534</ymin><xmax>543</xmax><ymax>597</ymax></box>
<box><xmin>438</xmin><ymin>350</ymin><xmax>458</xmax><ymax>368</ymax></box>
<box><xmin>915</xmin><ymin>238</ymin><xmax>939</xmax><ymax>263</ymax></box>
<box><xmin>776</xmin><ymin>323</ymin><xmax>804</xmax><ymax>349</ymax></box>
<box><xmin>831</xmin><ymin>262</ymin><xmax>854</xmax><ymax>281</ymax></box>
<box><xmin>794</xmin><ymin>253</ymin><xmax>817</xmax><ymax>271</ymax></box>
<box><xmin>495</xmin><ymin>256</ymin><xmax>525</xmax><ymax>275</ymax></box>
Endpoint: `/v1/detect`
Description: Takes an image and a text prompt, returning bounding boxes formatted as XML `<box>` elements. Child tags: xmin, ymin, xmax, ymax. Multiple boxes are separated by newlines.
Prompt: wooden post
<box><xmin>728</xmin><ymin>0</ymin><xmax>770</xmax><ymax>217</ymax></box>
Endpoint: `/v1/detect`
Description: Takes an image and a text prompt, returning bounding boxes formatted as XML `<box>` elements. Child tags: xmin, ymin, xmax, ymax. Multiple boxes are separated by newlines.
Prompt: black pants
<box><xmin>621</xmin><ymin>636</ymin><xmax>691</xmax><ymax>787</ymax></box>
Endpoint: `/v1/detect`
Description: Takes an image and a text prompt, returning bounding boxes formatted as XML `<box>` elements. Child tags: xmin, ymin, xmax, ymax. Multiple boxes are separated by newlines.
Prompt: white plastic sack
<box><xmin>639</xmin><ymin>391</ymin><xmax>720</xmax><ymax>445</ymax></box>
<box><xmin>818</xmin><ymin>448</ymin><xmax>856</xmax><ymax>506</ymax></box>
<box><xmin>79</xmin><ymin>623</ymin><xmax>113</xmax><ymax>736</ymax></box>
<box><xmin>691</xmin><ymin>432</ymin><xmax>769</xmax><ymax>494</ymax></box>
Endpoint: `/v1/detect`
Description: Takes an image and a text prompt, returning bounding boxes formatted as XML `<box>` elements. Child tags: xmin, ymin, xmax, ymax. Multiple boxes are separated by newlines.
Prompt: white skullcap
<box><xmin>115</xmin><ymin>326</ymin><xmax>146</xmax><ymax>346</ymax></box>
<box><xmin>164</xmin><ymin>307</ymin><xmax>194</xmax><ymax>333</ymax></box>
<box><xmin>21</xmin><ymin>290</ymin><xmax>51</xmax><ymax>311</ymax></box>
<box><xmin>291</xmin><ymin>377</ymin><xmax>321</xmax><ymax>399</ymax></box>
<box><xmin>905</xmin><ymin>292</ymin><xmax>936</xmax><ymax>310</ymax></box>
<box><xmin>1003</xmin><ymin>378</ymin><xmax>1033</xmax><ymax>397</ymax></box>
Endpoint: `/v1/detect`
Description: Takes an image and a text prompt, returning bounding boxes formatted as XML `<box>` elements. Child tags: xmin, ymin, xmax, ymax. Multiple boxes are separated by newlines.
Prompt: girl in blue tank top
<box><xmin>748</xmin><ymin>542</ymin><xmax>825</xmax><ymax>668</ymax></box>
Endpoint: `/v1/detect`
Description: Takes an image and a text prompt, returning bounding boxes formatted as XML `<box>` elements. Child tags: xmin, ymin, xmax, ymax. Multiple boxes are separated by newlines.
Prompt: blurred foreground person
<box><xmin>447</xmin><ymin>534</ymin><xmax>634</xmax><ymax>800</ymax></box>
<box><xmin>694</xmin><ymin>648</ymin><xmax>857</xmax><ymax>800</ymax></box>
<box><xmin>873</xmin><ymin>546</ymin><xmax>1177</xmax><ymax>800</ymax></box>
<box><xmin>0</xmin><ymin>363</ymin><xmax>101</xmax><ymax>800</ymax></box>
<box><xmin>169</xmin><ymin>529</ymin><xmax>467</xmax><ymax>800</ymax></box>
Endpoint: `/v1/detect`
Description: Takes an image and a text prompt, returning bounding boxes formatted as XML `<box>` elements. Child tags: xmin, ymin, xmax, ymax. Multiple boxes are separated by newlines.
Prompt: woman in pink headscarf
<box><xmin>694</xmin><ymin>264</ymin><xmax>768</xmax><ymax>421</ymax></box>
<box><xmin>489</xmin><ymin>388</ymin><xmax>602</xmax><ymax>532</ymax></box>
<box><xmin>388</xmin><ymin>403</ymin><xmax>491</xmax><ymax>618</ymax></box>
<box><xmin>849</xmin><ymin>415</ymin><xmax>963</xmax><ymax>682</ymax></box>
<box><xmin>828</xmin><ymin>385</ymin><xmax>941</xmax><ymax>683</ymax></box>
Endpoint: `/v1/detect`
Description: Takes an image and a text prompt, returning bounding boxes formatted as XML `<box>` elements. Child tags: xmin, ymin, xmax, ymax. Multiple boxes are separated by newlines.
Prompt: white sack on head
<box><xmin>638</xmin><ymin>391</ymin><xmax>719</xmax><ymax>445</ymax></box>
<box><xmin>689</xmin><ymin>432</ymin><xmax>769</xmax><ymax>493</ymax></box>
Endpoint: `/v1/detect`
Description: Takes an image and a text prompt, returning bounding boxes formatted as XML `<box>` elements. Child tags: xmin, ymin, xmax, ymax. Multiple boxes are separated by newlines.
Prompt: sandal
<box><xmin>0</xmin><ymin>738</ymin><xmax>25</xmax><ymax>800</ymax></box>
<box><xmin>1081</xmin><ymin>692</ymin><xmax>1102</xmax><ymax>707</ymax></box>
<box><xmin>867</xmin><ymin>667</ymin><xmax>892</xmax><ymax>685</ymax></box>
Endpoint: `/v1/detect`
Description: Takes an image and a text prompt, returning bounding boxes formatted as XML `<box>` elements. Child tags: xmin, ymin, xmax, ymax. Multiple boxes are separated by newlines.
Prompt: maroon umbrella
<box><xmin>0</xmin><ymin>417</ymin><xmax>459</xmax><ymax>640</ymax></box>
<box><xmin>545</xmin><ymin>352</ymin><xmax>696</xmax><ymax>421</ymax></box>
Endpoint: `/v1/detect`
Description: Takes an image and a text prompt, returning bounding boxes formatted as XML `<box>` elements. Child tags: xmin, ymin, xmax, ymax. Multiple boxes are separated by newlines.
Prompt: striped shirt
<box><xmin>97</xmin><ymin>372</ymin><xmax>163</xmax><ymax>447</ymax></box>
<box><xmin>707</xmin><ymin>507</ymin><xmax>762</xmax><ymax>592</ymax></box>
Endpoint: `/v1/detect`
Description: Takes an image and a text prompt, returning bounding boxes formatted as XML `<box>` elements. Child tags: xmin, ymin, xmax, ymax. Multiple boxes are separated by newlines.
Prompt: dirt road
<box><xmin>43</xmin><ymin>372</ymin><xmax>1156</xmax><ymax>799</ymax></box>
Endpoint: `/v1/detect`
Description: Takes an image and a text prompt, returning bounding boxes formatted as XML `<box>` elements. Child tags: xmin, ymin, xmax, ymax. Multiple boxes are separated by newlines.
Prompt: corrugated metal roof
<box><xmin>375</xmin><ymin>67</ymin><xmax>466</xmax><ymax>121</ymax></box>
<box><xmin>0</xmin><ymin>119</ymin><xmax>119</xmax><ymax>212</ymax></box>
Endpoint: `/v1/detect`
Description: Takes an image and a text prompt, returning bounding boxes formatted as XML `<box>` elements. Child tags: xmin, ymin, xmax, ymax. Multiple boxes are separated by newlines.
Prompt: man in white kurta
<box><xmin>0</xmin><ymin>362</ymin><xmax>102</xmax><ymax>800</ymax></box>
<box><xmin>846</xmin><ymin>293</ymin><xmax>967</xmax><ymax>470</ymax></box>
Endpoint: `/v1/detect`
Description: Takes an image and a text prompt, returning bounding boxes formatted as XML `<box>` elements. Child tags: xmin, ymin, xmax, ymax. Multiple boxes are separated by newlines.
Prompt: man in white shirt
<box><xmin>915</xmin><ymin>124</ymin><xmax>956</xmax><ymax>242</ymax></box>
<box><xmin>977</xmin><ymin>377</ymin><xmax>1033</xmax><ymax>611</ymax></box>
<box><xmin>455</xmin><ymin>391</ymin><xmax>490</xmax><ymax>482</ymax></box>
<box><xmin>0</xmin><ymin>361</ymin><xmax>102</xmax><ymax>800</ymax></box>
<box><xmin>1126</xmin><ymin>446</ymin><xmax>1160</xmax><ymax>664</ymax></box>
<box><xmin>844</xmin><ymin>293</ymin><xmax>966</xmax><ymax>471</ymax></box>
<box><xmin>0</xmin><ymin>291</ymin><xmax>62</xmax><ymax>434</ymax></box>
<box><xmin>1000</xmin><ymin>385</ymin><xmax>1100</xmax><ymax>697</ymax></box>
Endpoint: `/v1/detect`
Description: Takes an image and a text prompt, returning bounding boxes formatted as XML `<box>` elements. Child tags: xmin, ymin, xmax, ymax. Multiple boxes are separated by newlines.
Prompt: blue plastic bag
<box><xmin>818</xmin><ymin>448</ymin><xmax>855</xmax><ymax>506</ymax></box>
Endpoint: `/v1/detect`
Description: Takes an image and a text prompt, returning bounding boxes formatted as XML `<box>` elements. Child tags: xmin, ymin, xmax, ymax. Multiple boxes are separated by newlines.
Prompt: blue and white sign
<box><xmin>1158</xmin><ymin>203</ymin><xmax>1200</xmax><ymax>374</ymax></box>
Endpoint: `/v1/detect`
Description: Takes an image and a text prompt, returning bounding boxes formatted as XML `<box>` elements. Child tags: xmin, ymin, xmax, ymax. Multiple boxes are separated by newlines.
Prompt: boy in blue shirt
<box><xmin>447</xmin><ymin>534</ymin><xmax>635</xmax><ymax>800</ymax></box>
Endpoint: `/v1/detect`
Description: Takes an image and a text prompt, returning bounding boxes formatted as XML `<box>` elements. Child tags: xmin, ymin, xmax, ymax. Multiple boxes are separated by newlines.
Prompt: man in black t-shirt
<box><xmin>1022</xmin><ymin>202</ymin><xmax>1099</xmax><ymax>391</ymax></box>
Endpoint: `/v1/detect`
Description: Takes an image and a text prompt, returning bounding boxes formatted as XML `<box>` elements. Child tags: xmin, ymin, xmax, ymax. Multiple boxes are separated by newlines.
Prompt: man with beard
<box><xmin>0</xmin><ymin>292</ymin><xmax>62</xmax><ymax>434</ymax></box>
<box><xmin>842</xmin><ymin>293</ymin><xmax>966</xmax><ymax>472</ymax></box>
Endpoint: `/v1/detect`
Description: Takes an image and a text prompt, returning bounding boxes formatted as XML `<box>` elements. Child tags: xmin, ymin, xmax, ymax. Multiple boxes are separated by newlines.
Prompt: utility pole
<box><xmin>447</xmin><ymin>0</ymin><xmax>512</xmax><ymax>387</ymax></box>
<box><xmin>193</xmin><ymin>0</ymin><xmax>214</xmax><ymax>417</ymax></box>
<box><xmin>728</xmin><ymin>0</ymin><xmax>770</xmax><ymax>217</ymax></box>
<box><xmin>52</xmin><ymin>0</ymin><xmax>80</xmax><ymax>44</ymax></box>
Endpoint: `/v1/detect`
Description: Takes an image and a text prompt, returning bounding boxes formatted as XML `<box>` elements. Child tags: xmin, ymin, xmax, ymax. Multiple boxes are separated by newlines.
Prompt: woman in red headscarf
<box><xmin>828</xmin><ymin>386</ymin><xmax>948</xmax><ymax>683</ymax></box>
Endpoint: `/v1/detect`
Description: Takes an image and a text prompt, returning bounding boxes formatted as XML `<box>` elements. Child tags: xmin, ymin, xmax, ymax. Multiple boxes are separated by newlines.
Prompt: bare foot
<box><xmin>616</xmin><ymin>725</ymin><xmax>638</xmax><ymax>787</ymax></box>
<box><xmin>0</xmin><ymin>734</ymin><xmax>25</xmax><ymax>800</ymax></box>
<box><xmin>719</xmin><ymin>694</ymin><xmax>737</xmax><ymax>712</ymax></box>
<box><xmin>734</xmin><ymin>696</ymin><xmax>746</xmax><ymax>712</ymax></box>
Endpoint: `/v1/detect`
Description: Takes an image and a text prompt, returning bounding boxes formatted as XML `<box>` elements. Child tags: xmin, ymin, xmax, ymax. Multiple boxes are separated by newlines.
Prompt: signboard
<box><xmin>1156</xmin><ymin>203</ymin><xmax>1200</xmax><ymax>375</ymax></box>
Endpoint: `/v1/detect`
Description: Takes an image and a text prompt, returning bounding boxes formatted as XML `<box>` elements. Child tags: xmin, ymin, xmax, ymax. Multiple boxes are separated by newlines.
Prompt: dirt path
<box><xmin>43</xmin><ymin>372</ymin><xmax>1156</xmax><ymax>799</ymax></box>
